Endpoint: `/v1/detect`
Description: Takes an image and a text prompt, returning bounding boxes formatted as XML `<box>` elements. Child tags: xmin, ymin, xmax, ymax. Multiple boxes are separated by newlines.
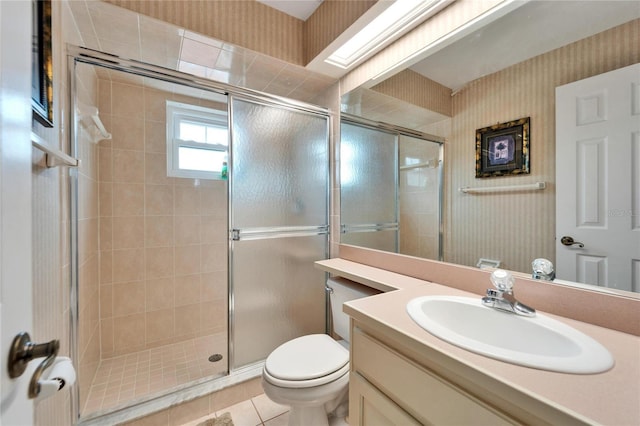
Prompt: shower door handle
<box><xmin>231</xmin><ymin>229</ymin><xmax>240</xmax><ymax>241</ymax></box>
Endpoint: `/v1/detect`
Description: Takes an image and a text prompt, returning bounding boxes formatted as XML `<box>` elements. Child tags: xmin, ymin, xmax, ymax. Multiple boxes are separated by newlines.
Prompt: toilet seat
<box><xmin>264</xmin><ymin>334</ymin><xmax>349</xmax><ymax>388</ymax></box>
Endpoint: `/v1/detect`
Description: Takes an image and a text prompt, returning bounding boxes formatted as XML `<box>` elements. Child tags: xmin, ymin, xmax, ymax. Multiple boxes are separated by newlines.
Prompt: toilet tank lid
<box><xmin>265</xmin><ymin>334</ymin><xmax>348</xmax><ymax>381</ymax></box>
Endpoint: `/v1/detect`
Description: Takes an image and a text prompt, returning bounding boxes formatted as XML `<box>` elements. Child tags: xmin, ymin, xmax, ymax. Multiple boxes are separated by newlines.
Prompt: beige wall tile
<box><xmin>99</xmin><ymin>216</ymin><xmax>113</xmax><ymax>250</ymax></box>
<box><xmin>145</xmin><ymin>216</ymin><xmax>174</xmax><ymax>247</ymax></box>
<box><xmin>112</xmin><ymin>248</ymin><xmax>145</xmax><ymax>283</ymax></box>
<box><xmin>145</xmin><ymin>184</ymin><xmax>174</xmax><ymax>215</ymax></box>
<box><xmin>175</xmin><ymin>215</ymin><xmax>201</xmax><ymax>246</ymax></box>
<box><xmin>111</xmin><ymin>116</ymin><xmax>145</xmax><ymax>151</ymax></box>
<box><xmin>175</xmin><ymin>245</ymin><xmax>201</xmax><ymax>276</ymax></box>
<box><xmin>112</xmin><ymin>281</ymin><xmax>146</xmax><ymax>316</ymax></box>
<box><xmin>143</xmin><ymin>88</ymin><xmax>168</xmax><ymax>122</ymax></box>
<box><xmin>99</xmin><ymin>181</ymin><xmax>113</xmax><ymax>216</ymax></box>
<box><xmin>175</xmin><ymin>186</ymin><xmax>200</xmax><ymax>215</ymax></box>
<box><xmin>200</xmin><ymin>300</ymin><xmax>226</xmax><ymax>335</ymax></box>
<box><xmin>100</xmin><ymin>250</ymin><xmax>113</xmax><ymax>284</ymax></box>
<box><xmin>146</xmin><ymin>277</ymin><xmax>175</xmax><ymax>311</ymax></box>
<box><xmin>113</xmin><ymin>183</ymin><xmax>144</xmax><ymax>216</ymax></box>
<box><xmin>174</xmin><ymin>274</ymin><xmax>201</xmax><ymax>306</ymax></box>
<box><xmin>100</xmin><ymin>284</ymin><xmax>113</xmax><ymax>319</ymax></box>
<box><xmin>145</xmin><ymin>152</ymin><xmax>173</xmax><ymax>184</ymax></box>
<box><xmin>145</xmin><ymin>246</ymin><xmax>175</xmax><ymax>278</ymax></box>
<box><xmin>113</xmin><ymin>149</ymin><xmax>145</xmax><ymax>183</ymax></box>
<box><xmin>181</xmin><ymin>38</ymin><xmax>221</xmax><ymax>68</ymax></box>
<box><xmin>112</xmin><ymin>82</ymin><xmax>145</xmax><ymax>119</ymax></box>
<box><xmin>98</xmin><ymin>79</ymin><xmax>112</xmax><ymax>114</ymax></box>
<box><xmin>200</xmin><ymin>185</ymin><xmax>226</xmax><ymax>218</ymax></box>
<box><xmin>101</xmin><ymin>318</ymin><xmax>115</xmax><ymax>356</ymax></box>
<box><xmin>200</xmin><ymin>216</ymin><xmax>226</xmax><ymax>242</ymax></box>
<box><xmin>146</xmin><ymin>308</ymin><xmax>175</xmax><ymax>342</ymax></box>
<box><xmin>175</xmin><ymin>304</ymin><xmax>200</xmax><ymax>336</ymax></box>
<box><xmin>112</xmin><ymin>216</ymin><xmax>144</xmax><ymax>249</ymax></box>
<box><xmin>113</xmin><ymin>313</ymin><xmax>146</xmax><ymax>352</ymax></box>
<box><xmin>201</xmin><ymin>243</ymin><xmax>227</xmax><ymax>273</ymax></box>
<box><xmin>200</xmin><ymin>271</ymin><xmax>227</xmax><ymax>302</ymax></box>
<box><xmin>78</xmin><ymin>218</ymin><xmax>98</xmax><ymax>265</ymax></box>
<box><xmin>144</xmin><ymin>119</ymin><xmax>166</xmax><ymax>153</ymax></box>
<box><xmin>99</xmin><ymin>146</ymin><xmax>113</xmax><ymax>182</ymax></box>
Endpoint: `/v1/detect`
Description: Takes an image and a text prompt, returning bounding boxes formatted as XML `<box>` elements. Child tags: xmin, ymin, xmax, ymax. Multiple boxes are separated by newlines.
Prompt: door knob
<box><xmin>8</xmin><ymin>332</ymin><xmax>60</xmax><ymax>398</ymax></box>
<box><xmin>560</xmin><ymin>236</ymin><xmax>584</xmax><ymax>248</ymax></box>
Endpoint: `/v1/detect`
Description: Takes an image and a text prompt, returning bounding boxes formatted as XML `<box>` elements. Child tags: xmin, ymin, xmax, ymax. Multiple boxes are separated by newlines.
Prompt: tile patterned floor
<box><xmin>83</xmin><ymin>334</ymin><xmax>227</xmax><ymax>415</ymax></box>
<box><xmin>183</xmin><ymin>393</ymin><xmax>349</xmax><ymax>426</ymax></box>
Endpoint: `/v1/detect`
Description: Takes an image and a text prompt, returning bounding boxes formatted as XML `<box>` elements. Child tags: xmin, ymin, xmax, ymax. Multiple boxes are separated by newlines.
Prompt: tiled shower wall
<box><xmin>96</xmin><ymin>76</ymin><xmax>229</xmax><ymax>359</ymax></box>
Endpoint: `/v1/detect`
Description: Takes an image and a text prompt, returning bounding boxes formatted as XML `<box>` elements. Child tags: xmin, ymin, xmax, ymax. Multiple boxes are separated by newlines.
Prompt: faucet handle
<box><xmin>490</xmin><ymin>269</ymin><xmax>514</xmax><ymax>292</ymax></box>
<box><xmin>532</xmin><ymin>258</ymin><xmax>555</xmax><ymax>280</ymax></box>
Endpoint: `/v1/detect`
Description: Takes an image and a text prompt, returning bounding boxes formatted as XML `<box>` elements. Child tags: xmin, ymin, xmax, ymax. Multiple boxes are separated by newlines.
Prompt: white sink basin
<box><xmin>406</xmin><ymin>295</ymin><xmax>614</xmax><ymax>374</ymax></box>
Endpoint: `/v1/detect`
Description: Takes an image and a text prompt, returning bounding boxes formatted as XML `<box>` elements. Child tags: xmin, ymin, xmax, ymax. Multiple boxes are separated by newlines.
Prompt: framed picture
<box><xmin>32</xmin><ymin>0</ymin><xmax>53</xmax><ymax>127</ymax></box>
<box><xmin>475</xmin><ymin>117</ymin><xmax>529</xmax><ymax>178</ymax></box>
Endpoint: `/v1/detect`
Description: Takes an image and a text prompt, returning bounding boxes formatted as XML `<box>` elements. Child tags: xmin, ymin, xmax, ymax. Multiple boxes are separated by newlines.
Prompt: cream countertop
<box><xmin>315</xmin><ymin>258</ymin><xmax>428</xmax><ymax>292</ymax></box>
<box><xmin>344</xmin><ymin>282</ymin><xmax>640</xmax><ymax>426</ymax></box>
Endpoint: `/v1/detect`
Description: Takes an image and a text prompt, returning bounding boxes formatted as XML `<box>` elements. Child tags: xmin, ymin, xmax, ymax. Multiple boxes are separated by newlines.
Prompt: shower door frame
<box><xmin>67</xmin><ymin>45</ymin><xmax>331</xmax><ymax>426</ymax></box>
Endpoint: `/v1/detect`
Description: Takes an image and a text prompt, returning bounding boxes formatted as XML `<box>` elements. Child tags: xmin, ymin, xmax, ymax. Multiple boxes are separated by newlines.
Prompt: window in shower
<box><xmin>166</xmin><ymin>100</ymin><xmax>228</xmax><ymax>179</ymax></box>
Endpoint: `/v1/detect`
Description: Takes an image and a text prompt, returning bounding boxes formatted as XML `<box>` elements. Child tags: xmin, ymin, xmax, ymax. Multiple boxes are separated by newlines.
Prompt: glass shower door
<box><xmin>229</xmin><ymin>97</ymin><xmax>329</xmax><ymax>369</ymax></box>
<box><xmin>341</xmin><ymin>122</ymin><xmax>398</xmax><ymax>251</ymax></box>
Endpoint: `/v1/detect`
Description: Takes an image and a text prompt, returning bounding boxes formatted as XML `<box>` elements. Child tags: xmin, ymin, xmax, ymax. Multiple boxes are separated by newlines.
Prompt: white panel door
<box><xmin>556</xmin><ymin>63</ymin><xmax>640</xmax><ymax>292</ymax></box>
<box><xmin>0</xmin><ymin>1</ymin><xmax>34</xmax><ymax>424</ymax></box>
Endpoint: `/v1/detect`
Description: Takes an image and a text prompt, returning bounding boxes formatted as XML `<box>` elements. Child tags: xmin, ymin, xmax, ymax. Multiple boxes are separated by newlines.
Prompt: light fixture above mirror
<box><xmin>308</xmin><ymin>0</ymin><xmax>454</xmax><ymax>78</ymax></box>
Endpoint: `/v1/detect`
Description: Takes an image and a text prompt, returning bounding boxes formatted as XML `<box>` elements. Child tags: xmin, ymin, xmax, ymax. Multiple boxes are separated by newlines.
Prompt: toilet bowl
<box><xmin>262</xmin><ymin>278</ymin><xmax>379</xmax><ymax>426</ymax></box>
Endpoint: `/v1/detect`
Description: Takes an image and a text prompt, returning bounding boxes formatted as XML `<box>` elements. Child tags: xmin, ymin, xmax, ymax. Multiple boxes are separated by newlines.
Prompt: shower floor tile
<box><xmin>83</xmin><ymin>334</ymin><xmax>227</xmax><ymax>416</ymax></box>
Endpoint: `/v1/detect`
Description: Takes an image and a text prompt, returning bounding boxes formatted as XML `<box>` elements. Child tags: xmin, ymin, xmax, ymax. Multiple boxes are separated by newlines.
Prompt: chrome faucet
<box><xmin>532</xmin><ymin>258</ymin><xmax>555</xmax><ymax>281</ymax></box>
<box><xmin>481</xmin><ymin>269</ymin><xmax>536</xmax><ymax>317</ymax></box>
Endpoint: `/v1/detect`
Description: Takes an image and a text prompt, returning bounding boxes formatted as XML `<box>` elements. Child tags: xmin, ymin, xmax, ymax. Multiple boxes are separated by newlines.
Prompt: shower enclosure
<box><xmin>340</xmin><ymin>117</ymin><xmax>443</xmax><ymax>260</ymax></box>
<box><xmin>70</xmin><ymin>48</ymin><xmax>329</xmax><ymax>422</ymax></box>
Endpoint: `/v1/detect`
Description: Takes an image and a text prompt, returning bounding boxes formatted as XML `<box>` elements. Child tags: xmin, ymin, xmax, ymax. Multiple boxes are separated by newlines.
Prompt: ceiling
<box><xmin>257</xmin><ymin>0</ymin><xmax>324</xmax><ymax>21</ymax></box>
<box><xmin>257</xmin><ymin>0</ymin><xmax>640</xmax><ymax>90</ymax></box>
<box><xmin>409</xmin><ymin>0</ymin><xmax>640</xmax><ymax>91</ymax></box>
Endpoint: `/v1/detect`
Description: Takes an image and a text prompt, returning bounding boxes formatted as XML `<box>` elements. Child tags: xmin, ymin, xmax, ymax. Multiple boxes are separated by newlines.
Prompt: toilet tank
<box><xmin>327</xmin><ymin>277</ymin><xmax>379</xmax><ymax>342</ymax></box>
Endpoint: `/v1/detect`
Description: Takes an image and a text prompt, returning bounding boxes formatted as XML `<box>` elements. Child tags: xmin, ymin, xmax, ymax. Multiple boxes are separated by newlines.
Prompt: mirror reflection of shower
<box><xmin>340</xmin><ymin>118</ymin><xmax>443</xmax><ymax>260</ymax></box>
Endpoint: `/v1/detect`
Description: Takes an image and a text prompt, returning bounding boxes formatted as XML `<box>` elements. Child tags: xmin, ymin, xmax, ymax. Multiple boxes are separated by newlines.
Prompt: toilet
<box><xmin>262</xmin><ymin>277</ymin><xmax>379</xmax><ymax>426</ymax></box>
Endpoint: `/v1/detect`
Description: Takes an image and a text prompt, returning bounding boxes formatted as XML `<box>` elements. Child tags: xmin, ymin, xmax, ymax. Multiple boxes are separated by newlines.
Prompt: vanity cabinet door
<box><xmin>350</xmin><ymin>372</ymin><xmax>421</xmax><ymax>426</ymax></box>
<box><xmin>352</xmin><ymin>327</ymin><xmax>519</xmax><ymax>426</ymax></box>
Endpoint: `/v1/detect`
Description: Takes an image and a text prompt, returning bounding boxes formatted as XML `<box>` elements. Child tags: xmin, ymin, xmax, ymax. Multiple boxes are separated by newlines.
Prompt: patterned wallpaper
<box><xmin>446</xmin><ymin>19</ymin><xmax>640</xmax><ymax>273</ymax></box>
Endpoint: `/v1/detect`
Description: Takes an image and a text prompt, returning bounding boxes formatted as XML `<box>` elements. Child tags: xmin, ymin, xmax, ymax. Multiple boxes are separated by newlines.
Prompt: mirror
<box><xmin>340</xmin><ymin>1</ymin><xmax>640</xmax><ymax>293</ymax></box>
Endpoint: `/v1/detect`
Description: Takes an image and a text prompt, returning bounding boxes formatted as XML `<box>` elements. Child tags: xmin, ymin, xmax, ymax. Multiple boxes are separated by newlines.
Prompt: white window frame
<box><xmin>166</xmin><ymin>100</ymin><xmax>228</xmax><ymax>180</ymax></box>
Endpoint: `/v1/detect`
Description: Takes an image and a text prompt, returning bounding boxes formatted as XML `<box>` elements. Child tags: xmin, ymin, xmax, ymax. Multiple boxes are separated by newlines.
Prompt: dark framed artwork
<box><xmin>32</xmin><ymin>0</ymin><xmax>54</xmax><ymax>127</ymax></box>
<box><xmin>475</xmin><ymin>117</ymin><xmax>529</xmax><ymax>178</ymax></box>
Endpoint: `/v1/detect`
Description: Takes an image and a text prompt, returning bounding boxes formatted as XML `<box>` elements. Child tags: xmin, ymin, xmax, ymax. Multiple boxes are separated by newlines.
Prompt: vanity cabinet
<box><xmin>349</xmin><ymin>323</ymin><xmax>588</xmax><ymax>426</ymax></box>
<box><xmin>349</xmin><ymin>327</ymin><xmax>516</xmax><ymax>425</ymax></box>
